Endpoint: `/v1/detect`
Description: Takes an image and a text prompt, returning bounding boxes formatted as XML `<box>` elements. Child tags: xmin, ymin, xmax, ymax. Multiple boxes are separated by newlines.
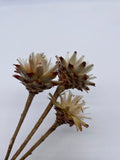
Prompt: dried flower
<box><xmin>14</xmin><ymin>53</ymin><xmax>58</xmax><ymax>94</ymax></box>
<box><xmin>56</xmin><ymin>51</ymin><xmax>95</xmax><ymax>91</ymax></box>
<box><xmin>50</xmin><ymin>91</ymin><xmax>90</xmax><ymax>131</ymax></box>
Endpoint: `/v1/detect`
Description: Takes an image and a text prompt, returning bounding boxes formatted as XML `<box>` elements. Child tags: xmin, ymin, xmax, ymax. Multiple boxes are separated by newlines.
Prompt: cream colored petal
<box><xmin>29</xmin><ymin>53</ymin><xmax>35</xmax><ymax>72</ymax></box>
<box><xmin>69</xmin><ymin>52</ymin><xmax>77</xmax><ymax>65</ymax></box>
<box><xmin>79</xmin><ymin>100</ymin><xmax>86</xmax><ymax>107</ymax></box>
<box><xmin>71</xmin><ymin>95</ymin><xmax>82</xmax><ymax>105</ymax></box>
<box><xmin>75</xmin><ymin>55</ymin><xmax>84</xmax><ymax>68</ymax></box>
<box><xmin>47</xmin><ymin>58</ymin><xmax>51</xmax><ymax>68</ymax></box>
<box><xmin>71</xmin><ymin>105</ymin><xmax>83</xmax><ymax>114</ymax></box>
<box><xmin>36</xmin><ymin>53</ymin><xmax>45</xmax><ymax>64</ymax></box>
<box><xmin>82</xmin><ymin>64</ymin><xmax>94</xmax><ymax>73</ymax></box>
<box><xmin>72</xmin><ymin>116</ymin><xmax>82</xmax><ymax>131</ymax></box>
<box><xmin>79</xmin><ymin>119</ymin><xmax>89</xmax><ymax>128</ymax></box>
<box><xmin>35</xmin><ymin>65</ymin><xmax>43</xmax><ymax>78</ymax></box>
<box><xmin>43</xmin><ymin>58</ymin><xmax>50</xmax><ymax>71</ymax></box>
<box><xmin>15</xmin><ymin>65</ymin><xmax>30</xmax><ymax>79</ymax></box>
<box><xmin>55</xmin><ymin>55</ymin><xmax>60</xmax><ymax>62</ymax></box>
<box><xmin>82</xmin><ymin>106</ymin><xmax>90</xmax><ymax>110</ymax></box>
<box><xmin>39</xmin><ymin>72</ymin><xmax>56</xmax><ymax>82</ymax></box>
<box><xmin>60</xmin><ymin>94</ymin><xmax>64</xmax><ymax>106</ymax></box>
<box><xmin>76</xmin><ymin>61</ymin><xmax>86</xmax><ymax>73</ymax></box>
<box><xmin>35</xmin><ymin>54</ymin><xmax>40</xmax><ymax>64</ymax></box>
<box><xmin>67</xmin><ymin>91</ymin><xmax>73</xmax><ymax>104</ymax></box>
<box><xmin>42</xmin><ymin>61</ymin><xmax>48</xmax><ymax>72</ymax></box>
<box><xmin>88</xmin><ymin>75</ymin><xmax>96</xmax><ymax>80</ymax></box>
<box><xmin>17</xmin><ymin>58</ymin><xmax>24</xmax><ymax>67</ymax></box>
<box><xmin>79</xmin><ymin>115</ymin><xmax>91</xmax><ymax>119</ymax></box>
<box><xmin>63</xmin><ymin>92</ymin><xmax>67</xmax><ymax>104</ymax></box>
<box><xmin>36</xmin><ymin>53</ymin><xmax>48</xmax><ymax>71</ymax></box>
<box><xmin>43</xmin><ymin>63</ymin><xmax>57</xmax><ymax>77</ymax></box>
<box><xmin>66</xmin><ymin>52</ymin><xmax>70</xmax><ymax>64</ymax></box>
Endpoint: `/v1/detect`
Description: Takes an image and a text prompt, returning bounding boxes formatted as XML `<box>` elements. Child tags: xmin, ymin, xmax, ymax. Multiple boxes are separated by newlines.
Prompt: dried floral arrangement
<box><xmin>4</xmin><ymin>51</ymin><xmax>95</xmax><ymax>160</ymax></box>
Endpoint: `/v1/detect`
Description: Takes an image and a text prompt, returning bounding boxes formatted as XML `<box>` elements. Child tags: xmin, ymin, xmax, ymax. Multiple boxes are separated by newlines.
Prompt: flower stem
<box><xmin>11</xmin><ymin>85</ymin><xmax>64</xmax><ymax>160</ymax></box>
<box><xmin>4</xmin><ymin>92</ymin><xmax>35</xmax><ymax>160</ymax></box>
<box><xmin>20</xmin><ymin>122</ymin><xmax>59</xmax><ymax>160</ymax></box>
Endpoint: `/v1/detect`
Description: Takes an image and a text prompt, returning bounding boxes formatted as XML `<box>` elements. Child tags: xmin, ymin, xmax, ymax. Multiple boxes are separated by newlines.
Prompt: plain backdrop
<box><xmin>0</xmin><ymin>0</ymin><xmax>120</xmax><ymax>160</ymax></box>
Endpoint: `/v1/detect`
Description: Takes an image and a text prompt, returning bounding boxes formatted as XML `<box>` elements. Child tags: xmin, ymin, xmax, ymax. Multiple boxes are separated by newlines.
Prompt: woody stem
<box><xmin>4</xmin><ymin>92</ymin><xmax>35</xmax><ymax>160</ymax></box>
<box><xmin>19</xmin><ymin>122</ymin><xmax>59</xmax><ymax>160</ymax></box>
<box><xmin>11</xmin><ymin>85</ymin><xmax>64</xmax><ymax>160</ymax></box>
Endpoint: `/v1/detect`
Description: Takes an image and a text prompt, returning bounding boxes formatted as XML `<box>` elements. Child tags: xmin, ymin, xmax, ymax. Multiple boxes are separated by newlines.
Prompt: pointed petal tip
<box><xmin>59</xmin><ymin>56</ymin><xmax>64</xmax><ymax>61</ymax></box>
<box><xmin>13</xmin><ymin>64</ymin><xmax>20</xmax><ymax>67</ymax></box>
<box><xmin>68</xmin><ymin>63</ymin><xmax>74</xmax><ymax>69</ymax></box>
<box><xmin>13</xmin><ymin>74</ymin><xmax>21</xmax><ymax>80</ymax></box>
<box><xmin>82</xmin><ymin>74</ymin><xmax>89</xmax><ymax>80</ymax></box>
<box><xmin>85</xmin><ymin>123</ymin><xmax>89</xmax><ymax>128</ymax></box>
<box><xmin>74</xmin><ymin>51</ymin><xmax>77</xmax><ymax>54</ymax></box>
<box><xmin>81</xmin><ymin>61</ymin><xmax>86</xmax><ymax>67</ymax></box>
<box><xmin>79</xmin><ymin>124</ymin><xmax>82</xmax><ymax>131</ymax></box>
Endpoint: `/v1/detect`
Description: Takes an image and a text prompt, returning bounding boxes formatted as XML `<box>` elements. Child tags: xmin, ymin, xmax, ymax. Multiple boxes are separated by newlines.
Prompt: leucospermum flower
<box><xmin>50</xmin><ymin>91</ymin><xmax>90</xmax><ymax>131</ymax></box>
<box><xmin>56</xmin><ymin>51</ymin><xmax>95</xmax><ymax>91</ymax></box>
<box><xmin>14</xmin><ymin>53</ymin><xmax>58</xmax><ymax>94</ymax></box>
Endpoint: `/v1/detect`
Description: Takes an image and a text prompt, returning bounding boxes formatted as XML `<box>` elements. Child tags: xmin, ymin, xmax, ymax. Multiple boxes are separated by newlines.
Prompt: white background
<box><xmin>0</xmin><ymin>0</ymin><xmax>120</xmax><ymax>160</ymax></box>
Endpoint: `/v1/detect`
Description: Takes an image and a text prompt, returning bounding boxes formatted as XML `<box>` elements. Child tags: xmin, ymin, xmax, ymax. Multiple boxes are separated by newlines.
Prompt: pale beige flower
<box><xmin>50</xmin><ymin>91</ymin><xmax>90</xmax><ymax>131</ymax></box>
<box><xmin>14</xmin><ymin>53</ymin><xmax>58</xmax><ymax>94</ymax></box>
<box><xmin>56</xmin><ymin>51</ymin><xmax>95</xmax><ymax>91</ymax></box>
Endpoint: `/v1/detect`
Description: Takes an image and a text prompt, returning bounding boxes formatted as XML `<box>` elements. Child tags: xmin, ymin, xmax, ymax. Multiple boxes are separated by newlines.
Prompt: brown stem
<box><xmin>11</xmin><ymin>85</ymin><xmax>64</xmax><ymax>160</ymax></box>
<box><xmin>4</xmin><ymin>92</ymin><xmax>35</xmax><ymax>160</ymax></box>
<box><xmin>20</xmin><ymin>122</ymin><xmax>59</xmax><ymax>160</ymax></box>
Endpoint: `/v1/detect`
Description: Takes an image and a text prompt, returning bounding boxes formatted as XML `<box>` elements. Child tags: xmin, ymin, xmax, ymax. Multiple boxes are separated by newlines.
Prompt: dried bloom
<box><xmin>50</xmin><ymin>91</ymin><xmax>90</xmax><ymax>131</ymax></box>
<box><xmin>14</xmin><ymin>53</ymin><xmax>58</xmax><ymax>94</ymax></box>
<box><xmin>56</xmin><ymin>51</ymin><xmax>95</xmax><ymax>92</ymax></box>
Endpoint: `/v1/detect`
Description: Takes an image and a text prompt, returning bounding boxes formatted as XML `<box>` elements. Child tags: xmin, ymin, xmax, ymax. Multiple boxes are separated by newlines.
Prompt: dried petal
<box><xmin>14</xmin><ymin>53</ymin><xmax>59</xmax><ymax>94</ymax></box>
<box><xmin>56</xmin><ymin>51</ymin><xmax>95</xmax><ymax>92</ymax></box>
<box><xmin>50</xmin><ymin>91</ymin><xmax>90</xmax><ymax>131</ymax></box>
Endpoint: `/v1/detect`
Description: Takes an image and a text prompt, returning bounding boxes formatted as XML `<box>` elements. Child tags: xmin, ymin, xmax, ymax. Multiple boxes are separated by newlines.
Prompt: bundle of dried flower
<box><xmin>5</xmin><ymin>51</ymin><xmax>95</xmax><ymax>160</ymax></box>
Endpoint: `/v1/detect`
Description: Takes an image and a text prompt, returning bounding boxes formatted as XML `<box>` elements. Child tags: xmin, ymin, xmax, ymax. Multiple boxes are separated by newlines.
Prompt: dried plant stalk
<box><xmin>4</xmin><ymin>93</ymin><xmax>35</xmax><ymax>160</ymax></box>
<box><xmin>11</xmin><ymin>85</ymin><xmax>64</xmax><ymax>160</ymax></box>
<box><xmin>19</xmin><ymin>122</ymin><xmax>59</xmax><ymax>160</ymax></box>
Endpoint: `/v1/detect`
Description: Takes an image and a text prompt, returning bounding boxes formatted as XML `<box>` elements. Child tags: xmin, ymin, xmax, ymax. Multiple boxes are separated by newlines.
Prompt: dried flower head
<box><xmin>56</xmin><ymin>51</ymin><xmax>95</xmax><ymax>92</ymax></box>
<box><xmin>14</xmin><ymin>53</ymin><xmax>58</xmax><ymax>94</ymax></box>
<box><xmin>49</xmin><ymin>91</ymin><xmax>90</xmax><ymax>131</ymax></box>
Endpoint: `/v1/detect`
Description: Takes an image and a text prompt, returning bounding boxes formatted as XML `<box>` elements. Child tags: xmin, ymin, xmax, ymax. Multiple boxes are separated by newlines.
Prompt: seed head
<box><xmin>14</xmin><ymin>53</ymin><xmax>59</xmax><ymax>94</ymax></box>
<box><xmin>49</xmin><ymin>91</ymin><xmax>90</xmax><ymax>131</ymax></box>
<box><xmin>56</xmin><ymin>51</ymin><xmax>96</xmax><ymax>92</ymax></box>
